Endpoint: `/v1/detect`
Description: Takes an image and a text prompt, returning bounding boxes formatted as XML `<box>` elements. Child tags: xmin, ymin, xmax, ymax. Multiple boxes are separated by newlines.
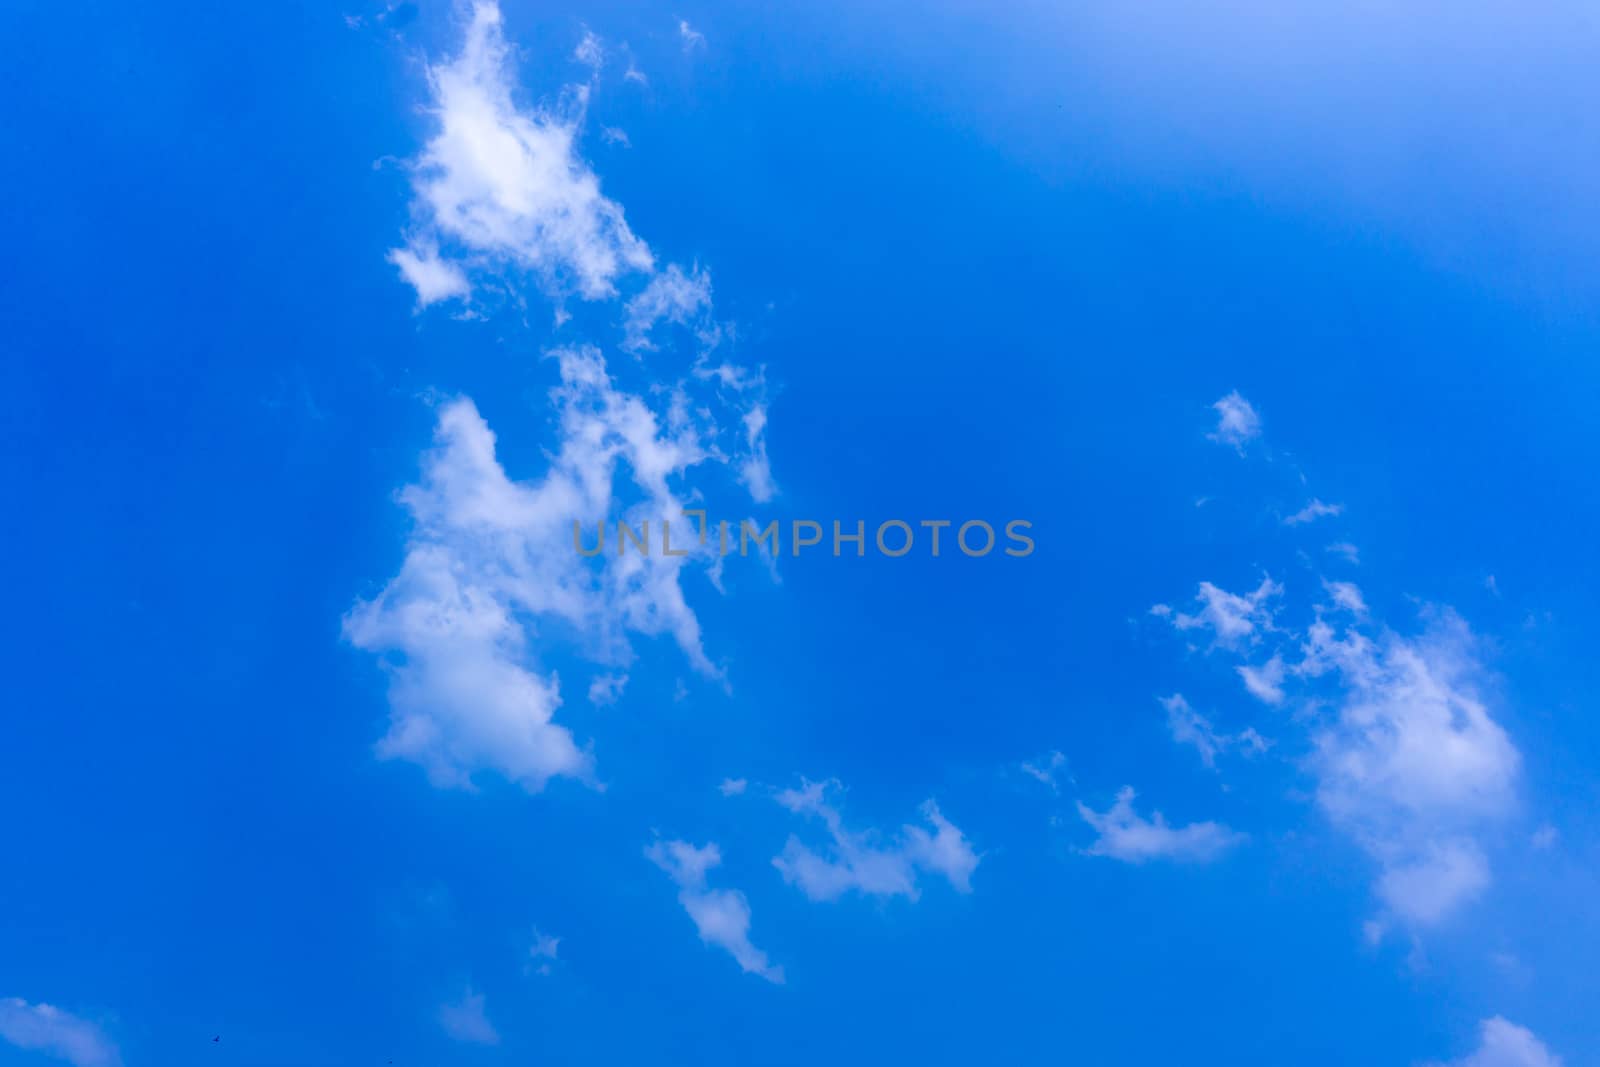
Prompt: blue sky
<box><xmin>4</xmin><ymin>1</ymin><xmax>1600</xmax><ymax>1064</ymax></box>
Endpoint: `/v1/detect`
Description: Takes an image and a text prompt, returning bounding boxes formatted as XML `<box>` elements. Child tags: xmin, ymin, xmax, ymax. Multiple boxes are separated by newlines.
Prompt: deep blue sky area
<box><xmin>3</xmin><ymin>2</ymin><xmax>1599</xmax><ymax>1065</ymax></box>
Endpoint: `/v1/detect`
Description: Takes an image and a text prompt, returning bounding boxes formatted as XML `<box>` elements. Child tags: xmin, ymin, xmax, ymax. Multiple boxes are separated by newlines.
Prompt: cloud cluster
<box><xmin>344</xmin><ymin>348</ymin><xmax>725</xmax><ymax>791</ymax></box>
<box><xmin>1153</xmin><ymin>575</ymin><xmax>1281</xmax><ymax>649</ymax></box>
<box><xmin>771</xmin><ymin>779</ymin><xmax>979</xmax><ymax>901</ymax></box>
<box><xmin>1164</xmin><ymin>578</ymin><xmax>1519</xmax><ymax>927</ymax></box>
<box><xmin>1159</xmin><ymin>394</ymin><xmax>1523</xmax><ymax>930</ymax></box>
<box><xmin>355</xmin><ymin>4</ymin><xmax>778</xmax><ymax>794</ymax></box>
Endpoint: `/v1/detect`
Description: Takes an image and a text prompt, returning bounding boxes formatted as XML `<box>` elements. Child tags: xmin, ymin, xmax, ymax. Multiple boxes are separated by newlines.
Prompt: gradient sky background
<box><xmin>4</xmin><ymin>1</ymin><xmax>1600</xmax><ymax>1065</ymax></box>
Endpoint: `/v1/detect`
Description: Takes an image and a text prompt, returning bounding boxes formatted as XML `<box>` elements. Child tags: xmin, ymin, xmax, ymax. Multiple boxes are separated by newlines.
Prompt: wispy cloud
<box><xmin>1077</xmin><ymin>788</ymin><xmax>1245</xmax><ymax>863</ymax></box>
<box><xmin>1284</xmin><ymin>498</ymin><xmax>1344</xmax><ymax>525</ymax></box>
<box><xmin>0</xmin><ymin>999</ymin><xmax>120</xmax><ymax>1067</ymax></box>
<box><xmin>527</xmin><ymin>928</ymin><xmax>561</xmax><ymax>975</ymax></box>
<box><xmin>1326</xmin><ymin>541</ymin><xmax>1361</xmax><ymax>564</ymax></box>
<box><xmin>1236</xmin><ymin>655</ymin><xmax>1286</xmax><ymax>705</ymax></box>
<box><xmin>647</xmin><ymin>839</ymin><xmax>783</xmax><ymax>982</ymax></box>
<box><xmin>439</xmin><ymin>989</ymin><xmax>499</xmax><ymax>1045</ymax></box>
<box><xmin>1021</xmin><ymin>749</ymin><xmax>1068</xmax><ymax>792</ymax></box>
<box><xmin>1162</xmin><ymin>694</ymin><xmax>1267</xmax><ymax>767</ymax></box>
<box><xmin>772</xmin><ymin>779</ymin><xmax>979</xmax><ymax>901</ymax></box>
<box><xmin>738</xmin><ymin>404</ymin><xmax>776</xmax><ymax>503</ymax></box>
<box><xmin>588</xmin><ymin>672</ymin><xmax>628</xmax><ymax>707</ymax></box>
<box><xmin>1321</xmin><ymin>579</ymin><xmax>1367</xmax><ymax>615</ymax></box>
<box><xmin>621</xmin><ymin>262</ymin><xmax>714</xmax><ymax>353</ymax></box>
<box><xmin>1153</xmin><ymin>574</ymin><xmax>1281</xmax><ymax>649</ymax></box>
<box><xmin>573</xmin><ymin>28</ymin><xmax>602</xmax><ymax>70</ymax></box>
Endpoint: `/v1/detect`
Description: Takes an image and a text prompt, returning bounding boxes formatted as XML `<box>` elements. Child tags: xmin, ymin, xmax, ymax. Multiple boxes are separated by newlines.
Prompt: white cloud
<box><xmin>1530</xmin><ymin>824</ymin><xmax>1558</xmax><ymax>849</ymax></box>
<box><xmin>1160</xmin><ymin>569</ymin><xmax>1521</xmax><ymax>927</ymax></box>
<box><xmin>1236</xmin><ymin>727</ymin><xmax>1270</xmax><ymax>755</ymax></box>
<box><xmin>573</xmin><ymin>29</ymin><xmax>602</xmax><ymax>69</ymax></box>
<box><xmin>903</xmin><ymin>801</ymin><xmax>982</xmax><ymax>891</ymax></box>
<box><xmin>1303</xmin><ymin>611</ymin><xmax>1520</xmax><ymax>926</ymax></box>
<box><xmin>621</xmin><ymin>263</ymin><xmax>713</xmax><ymax>353</ymax></box>
<box><xmin>1327</xmin><ymin>541</ymin><xmax>1361</xmax><ymax>564</ymax></box>
<box><xmin>390</xmin><ymin>2</ymin><xmax>654</xmax><ymax>304</ymax></box>
<box><xmin>1162</xmin><ymin>693</ymin><xmax>1264</xmax><ymax>767</ymax></box>
<box><xmin>387</xmin><ymin>240</ymin><xmax>471</xmax><ymax>307</ymax></box>
<box><xmin>1323</xmin><ymin>579</ymin><xmax>1368</xmax><ymax>615</ymax></box>
<box><xmin>694</xmin><ymin>359</ymin><xmax>762</xmax><ymax>391</ymax></box>
<box><xmin>600</xmin><ymin>126</ymin><xmax>631</xmax><ymax>148</ymax></box>
<box><xmin>1208</xmin><ymin>390</ymin><xmax>1261</xmax><ymax>450</ymax></box>
<box><xmin>439</xmin><ymin>989</ymin><xmax>499</xmax><ymax>1045</ymax></box>
<box><xmin>1163</xmin><ymin>693</ymin><xmax>1222</xmax><ymax>766</ymax></box>
<box><xmin>1427</xmin><ymin>1017</ymin><xmax>1564</xmax><ymax>1067</ymax></box>
<box><xmin>588</xmin><ymin>672</ymin><xmax>628</xmax><ymax>706</ymax></box>
<box><xmin>1284</xmin><ymin>498</ymin><xmax>1344</xmax><ymax>525</ymax></box>
<box><xmin>738</xmin><ymin>403</ymin><xmax>776</xmax><ymax>502</ymax></box>
<box><xmin>1376</xmin><ymin>840</ymin><xmax>1490</xmax><ymax>926</ymax></box>
<box><xmin>361</xmin><ymin>0</ymin><xmax>781</xmax><ymax>789</ymax></box>
<box><xmin>1021</xmin><ymin>749</ymin><xmax>1067</xmax><ymax>792</ymax></box>
<box><xmin>1077</xmin><ymin>787</ymin><xmax>1245</xmax><ymax>863</ymax></box>
<box><xmin>772</xmin><ymin>779</ymin><xmax>979</xmax><ymax>901</ymax></box>
<box><xmin>345</xmin><ymin>348</ymin><xmax>727</xmax><ymax>792</ymax></box>
<box><xmin>718</xmin><ymin>777</ymin><xmax>748</xmax><ymax>796</ymax></box>
<box><xmin>1237</xmin><ymin>654</ymin><xmax>1286</xmax><ymax>704</ymax></box>
<box><xmin>530</xmin><ymin>929</ymin><xmax>560</xmax><ymax>960</ymax></box>
<box><xmin>647</xmin><ymin>839</ymin><xmax>783</xmax><ymax>982</ymax></box>
<box><xmin>678</xmin><ymin>19</ymin><xmax>706</xmax><ymax>51</ymax></box>
<box><xmin>526</xmin><ymin>927</ymin><xmax>560</xmax><ymax>975</ymax></box>
<box><xmin>1168</xmin><ymin>393</ymin><xmax>1520</xmax><ymax>931</ymax></box>
<box><xmin>345</xmin><ymin>540</ymin><xmax>586</xmax><ymax>790</ymax></box>
<box><xmin>0</xmin><ymin>1000</ymin><xmax>119</xmax><ymax>1067</ymax></box>
<box><xmin>1164</xmin><ymin>575</ymin><xmax>1281</xmax><ymax>648</ymax></box>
